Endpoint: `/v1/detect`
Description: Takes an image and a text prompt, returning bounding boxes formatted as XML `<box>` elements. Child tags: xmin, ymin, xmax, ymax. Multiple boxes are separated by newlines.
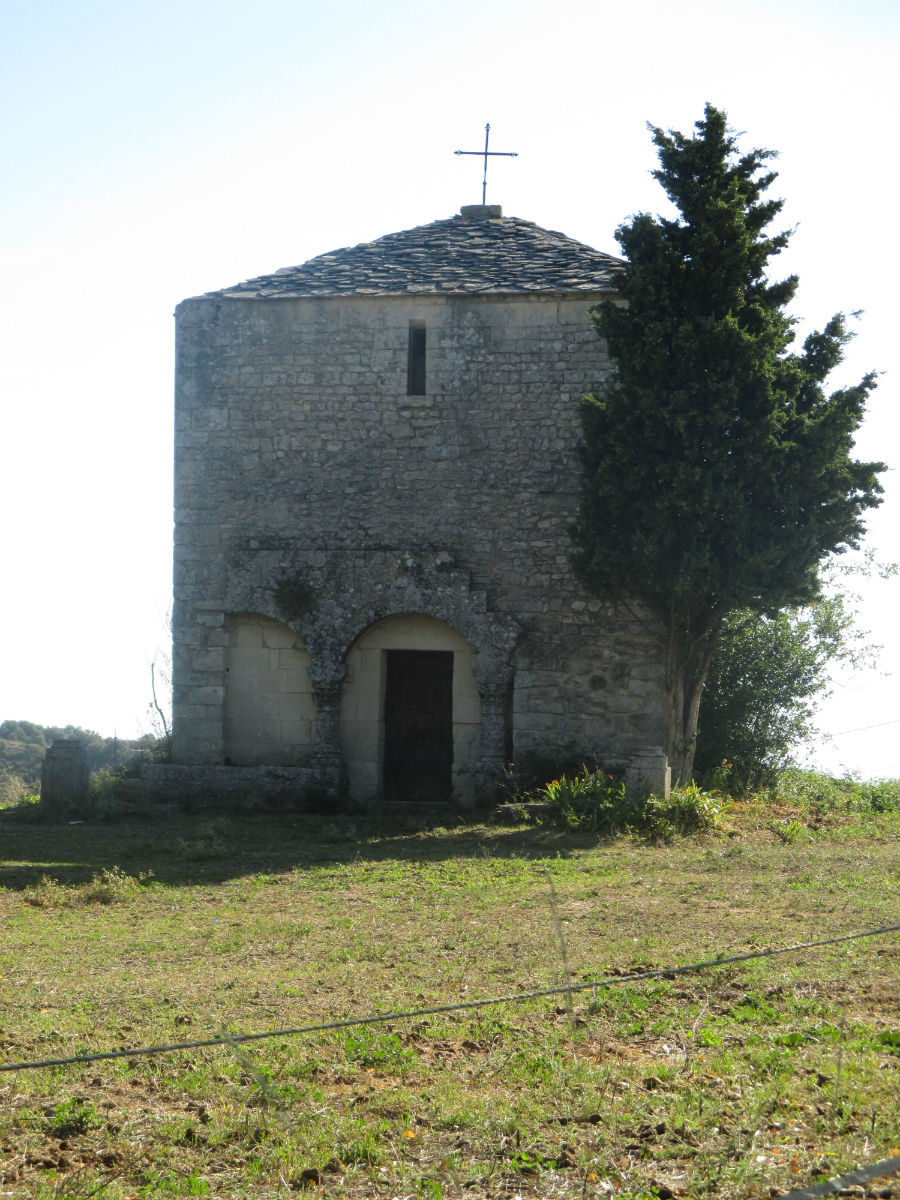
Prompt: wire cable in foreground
<box><xmin>2</xmin><ymin>921</ymin><xmax>898</xmax><ymax>1074</ymax></box>
<box><xmin>777</xmin><ymin>1156</ymin><xmax>900</xmax><ymax>1200</ymax></box>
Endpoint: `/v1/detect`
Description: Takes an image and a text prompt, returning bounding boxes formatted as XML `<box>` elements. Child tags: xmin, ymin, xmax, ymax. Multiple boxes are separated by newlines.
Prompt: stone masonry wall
<box><xmin>172</xmin><ymin>290</ymin><xmax>666</xmax><ymax>798</ymax></box>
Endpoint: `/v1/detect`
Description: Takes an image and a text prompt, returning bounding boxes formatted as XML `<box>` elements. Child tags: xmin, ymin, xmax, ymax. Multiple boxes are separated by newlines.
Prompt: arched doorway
<box><xmin>340</xmin><ymin>614</ymin><xmax>481</xmax><ymax>803</ymax></box>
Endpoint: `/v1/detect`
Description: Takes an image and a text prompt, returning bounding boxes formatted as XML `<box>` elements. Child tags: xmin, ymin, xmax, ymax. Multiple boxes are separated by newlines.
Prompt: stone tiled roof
<box><xmin>208</xmin><ymin>208</ymin><xmax>622</xmax><ymax>299</ymax></box>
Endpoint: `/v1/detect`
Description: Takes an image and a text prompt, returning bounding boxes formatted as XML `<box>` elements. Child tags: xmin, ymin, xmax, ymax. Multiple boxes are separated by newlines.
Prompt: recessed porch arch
<box><xmin>340</xmin><ymin>613</ymin><xmax>481</xmax><ymax>804</ymax></box>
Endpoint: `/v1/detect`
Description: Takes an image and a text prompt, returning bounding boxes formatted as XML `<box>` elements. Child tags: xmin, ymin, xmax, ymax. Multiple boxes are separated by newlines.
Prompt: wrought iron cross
<box><xmin>455</xmin><ymin>123</ymin><xmax>518</xmax><ymax>205</ymax></box>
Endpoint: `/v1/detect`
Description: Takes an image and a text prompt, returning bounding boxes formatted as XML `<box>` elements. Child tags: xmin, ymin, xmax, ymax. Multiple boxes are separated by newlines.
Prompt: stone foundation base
<box><xmin>135</xmin><ymin>762</ymin><xmax>340</xmax><ymax>810</ymax></box>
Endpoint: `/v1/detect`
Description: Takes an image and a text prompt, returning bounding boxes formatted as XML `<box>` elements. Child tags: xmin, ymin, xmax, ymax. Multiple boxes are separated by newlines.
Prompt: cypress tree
<box><xmin>572</xmin><ymin>104</ymin><xmax>883</xmax><ymax>782</ymax></box>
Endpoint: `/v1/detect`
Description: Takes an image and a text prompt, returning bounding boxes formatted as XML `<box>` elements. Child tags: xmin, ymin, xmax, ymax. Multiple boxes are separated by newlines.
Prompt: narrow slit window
<box><xmin>407</xmin><ymin>322</ymin><xmax>426</xmax><ymax>396</ymax></box>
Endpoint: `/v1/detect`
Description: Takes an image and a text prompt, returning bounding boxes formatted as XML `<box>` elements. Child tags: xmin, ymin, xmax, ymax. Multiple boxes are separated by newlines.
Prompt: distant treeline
<box><xmin>0</xmin><ymin>720</ymin><xmax>161</xmax><ymax>792</ymax></box>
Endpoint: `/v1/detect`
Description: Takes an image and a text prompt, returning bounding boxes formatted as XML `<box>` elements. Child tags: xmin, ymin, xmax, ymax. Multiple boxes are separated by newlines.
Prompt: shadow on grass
<box><xmin>0</xmin><ymin>800</ymin><xmax>603</xmax><ymax>890</ymax></box>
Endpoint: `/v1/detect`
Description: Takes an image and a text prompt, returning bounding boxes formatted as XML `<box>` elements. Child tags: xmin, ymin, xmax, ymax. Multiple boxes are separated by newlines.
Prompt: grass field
<box><xmin>0</xmin><ymin>782</ymin><xmax>898</xmax><ymax>1198</ymax></box>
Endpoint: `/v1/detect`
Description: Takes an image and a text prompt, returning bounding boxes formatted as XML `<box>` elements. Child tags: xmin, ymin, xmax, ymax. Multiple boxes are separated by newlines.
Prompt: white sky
<box><xmin>1</xmin><ymin>0</ymin><xmax>897</xmax><ymax>777</ymax></box>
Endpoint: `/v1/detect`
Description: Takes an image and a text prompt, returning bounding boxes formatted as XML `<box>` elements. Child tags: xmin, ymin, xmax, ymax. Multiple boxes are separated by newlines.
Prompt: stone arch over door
<box><xmin>224</xmin><ymin>613</ymin><xmax>317</xmax><ymax>765</ymax></box>
<box><xmin>340</xmin><ymin>614</ymin><xmax>481</xmax><ymax>805</ymax></box>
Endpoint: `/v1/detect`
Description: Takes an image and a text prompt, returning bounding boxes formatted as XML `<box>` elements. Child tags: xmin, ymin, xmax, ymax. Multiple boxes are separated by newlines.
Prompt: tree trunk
<box><xmin>663</xmin><ymin>626</ymin><xmax>718</xmax><ymax>784</ymax></box>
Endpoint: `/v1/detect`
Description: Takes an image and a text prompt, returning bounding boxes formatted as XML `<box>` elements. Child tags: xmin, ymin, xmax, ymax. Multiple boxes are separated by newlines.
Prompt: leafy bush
<box><xmin>538</xmin><ymin>766</ymin><xmax>724</xmax><ymax>839</ymax></box>
<box><xmin>695</xmin><ymin>600</ymin><xmax>855</xmax><ymax>788</ymax></box>
<box><xmin>540</xmin><ymin>768</ymin><xmax>625</xmax><ymax>832</ymax></box>
<box><xmin>88</xmin><ymin>765</ymin><xmax>127</xmax><ymax>805</ymax></box>
<box><xmin>696</xmin><ymin>557</ymin><xmax>894</xmax><ymax>789</ymax></box>
<box><xmin>652</xmin><ymin>780</ymin><xmax>725</xmax><ymax>833</ymax></box>
<box><xmin>498</xmin><ymin>753</ymin><xmax>594</xmax><ymax>803</ymax></box>
<box><xmin>766</xmin><ymin>768</ymin><xmax>900</xmax><ymax>815</ymax></box>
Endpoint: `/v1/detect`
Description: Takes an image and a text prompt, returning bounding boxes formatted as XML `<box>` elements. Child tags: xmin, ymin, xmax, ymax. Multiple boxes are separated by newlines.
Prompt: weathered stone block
<box><xmin>41</xmin><ymin>740</ymin><xmax>89</xmax><ymax>813</ymax></box>
<box><xmin>626</xmin><ymin>749</ymin><xmax>671</xmax><ymax>802</ymax></box>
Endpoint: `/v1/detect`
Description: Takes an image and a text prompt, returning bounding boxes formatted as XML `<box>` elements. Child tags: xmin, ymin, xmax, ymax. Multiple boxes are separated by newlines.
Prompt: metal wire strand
<box><xmin>2</xmin><ymin>921</ymin><xmax>897</xmax><ymax>1074</ymax></box>
<box><xmin>776</xmin><ymin>1156</ymin><xmax>900</xmax><ymax>1200</ymax></box>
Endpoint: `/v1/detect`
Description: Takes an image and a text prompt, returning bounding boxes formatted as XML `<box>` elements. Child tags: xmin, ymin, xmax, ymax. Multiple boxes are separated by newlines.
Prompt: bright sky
<box><xmin>1</xmin><ymin>0</ymin><xmax>897</xmax><ymax>777</ymax></box>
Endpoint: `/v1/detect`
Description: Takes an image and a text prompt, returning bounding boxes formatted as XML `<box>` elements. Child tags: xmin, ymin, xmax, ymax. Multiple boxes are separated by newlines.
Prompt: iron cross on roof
<box><xmin>455</xmin><ymin>123</ymin><xmax>518</xmax><ymax>205</ymax></box>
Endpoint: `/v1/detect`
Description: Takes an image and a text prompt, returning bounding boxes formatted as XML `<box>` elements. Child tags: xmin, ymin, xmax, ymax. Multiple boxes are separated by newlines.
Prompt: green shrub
<box><xmin>652</xmin><ymin>779</ymin><xmax>726</xmax><ymax>833</ymax></box>
<box><xmin>766</xmin><ymin>768</ymin><xmax>900</xmax><ymax>815</ymax></box>
<box><xmin>538</xmin><ymin>766</ymin><xmax>724</xmax><ymax>838</ymax></box>
<box><xmin>498</xmin><ymin>752</ymin><xmax>594</xmax><ymax>803</ymax></box>
<box><xmin>88</xmin><ymin>765</ymin><xmax>127</xmax><ymax>804</ymax></box>
<box><xmin>540</xmin><ymin>767</ymin><xmax>627</xmax><ymax>832</ymax></box>
<box><xmin>695</xmin><ymin>600</ymin><xmax>858</xmax><ymax>788</ymax></box>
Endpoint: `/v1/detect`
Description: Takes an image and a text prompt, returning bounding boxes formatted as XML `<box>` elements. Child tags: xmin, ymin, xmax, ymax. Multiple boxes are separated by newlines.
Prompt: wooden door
<box><xmin>383</xmin><ymin>650</ymin><xmax>453</xmax><ymax>801</ymax></box>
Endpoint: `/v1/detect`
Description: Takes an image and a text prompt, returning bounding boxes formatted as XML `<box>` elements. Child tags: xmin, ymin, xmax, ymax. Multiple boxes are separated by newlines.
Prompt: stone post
<box><xmin>41</xmin><ymin>739</ymin><xmax>89</xmax><ymax>814</ymax></box>
<box><xmin>625</xmin><ymin>747</ymin><xmax>671</xmax><ymax>803</ymax></box>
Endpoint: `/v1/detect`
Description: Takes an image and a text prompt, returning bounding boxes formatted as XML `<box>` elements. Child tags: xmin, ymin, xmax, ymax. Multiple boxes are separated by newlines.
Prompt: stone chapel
<box><xmin>168</xmin><ymin>204</ymin><xmax>669</xmax><ymax>806</ymax></box>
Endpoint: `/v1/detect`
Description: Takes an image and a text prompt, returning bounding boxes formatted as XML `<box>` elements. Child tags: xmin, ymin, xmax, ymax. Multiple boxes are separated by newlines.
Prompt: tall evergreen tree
<box><xmin>572</xmin><ymin>104</ymin><xmax>883</xmax><ymax>782</ymax></box>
